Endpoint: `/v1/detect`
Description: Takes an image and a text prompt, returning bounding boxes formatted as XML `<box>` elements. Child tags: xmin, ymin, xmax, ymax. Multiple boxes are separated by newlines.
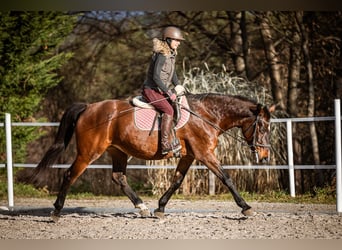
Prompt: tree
<box><xmin>256</xmin><ymin>12</ymin><xmax>286</xmax><ymax>110</ymax></box>
<box><xmin>228</xmin><ymin>11</ymin><xmax>245</xmax><ymax>76</ymax></box>
<box><xmin>0</xmin><ymin>11</ymin><xmax>77</xmax><ymax>162</ymax></box>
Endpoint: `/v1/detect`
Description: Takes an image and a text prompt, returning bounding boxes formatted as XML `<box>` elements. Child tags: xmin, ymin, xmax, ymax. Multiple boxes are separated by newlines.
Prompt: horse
<box><xmin>32</xmin><ymin>92</ymin><xmax>275</xmax><ymax>221</ymax></box>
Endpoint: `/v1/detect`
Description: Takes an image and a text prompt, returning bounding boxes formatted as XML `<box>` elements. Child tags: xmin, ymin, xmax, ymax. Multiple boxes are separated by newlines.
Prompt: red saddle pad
<box><xmin>134</xmin><ymin>96</ymin><xmax>190</xmax><ymax>131</ymax></box>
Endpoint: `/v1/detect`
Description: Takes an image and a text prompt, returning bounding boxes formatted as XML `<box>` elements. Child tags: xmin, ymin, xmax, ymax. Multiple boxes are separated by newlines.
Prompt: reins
<box><xmin>110</xmin><ymin>94</ymin><xmax>271</xmax><ymax>151</ymax></box>
<box><xmin>178</xmin><ymin>104</ymin><xmax>249</xmax><ymax>146</ymax></box>
<box><xmin>176</xmin><ymin>100</ymin><xmax>271</xmax><ymax>150</ymax></box>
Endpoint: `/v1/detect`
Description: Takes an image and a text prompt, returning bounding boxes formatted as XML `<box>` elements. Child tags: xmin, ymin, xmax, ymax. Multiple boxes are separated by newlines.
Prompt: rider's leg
<box><xmin>142</xmin><ymin>88</ymin><xmax>181</xmax><ymax>154</ymax></box>
<box><xmin>160</xmin><ymin>113</ymin><xmax>174</xmax><ymax>154</ymax></box>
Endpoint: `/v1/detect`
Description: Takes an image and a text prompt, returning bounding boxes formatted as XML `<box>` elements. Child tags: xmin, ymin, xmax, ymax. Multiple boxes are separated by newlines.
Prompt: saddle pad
<box><xmin>134</xmin><ymin>96</ymin><xmax>190</xmax><ymax>131</ymax></box>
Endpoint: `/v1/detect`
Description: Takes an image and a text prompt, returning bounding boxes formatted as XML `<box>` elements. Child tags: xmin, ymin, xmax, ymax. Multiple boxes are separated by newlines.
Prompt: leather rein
<box><xmin>178</xmin><ymin>102</ymin><xmax>271</xmax><ymax>151</ymax></box>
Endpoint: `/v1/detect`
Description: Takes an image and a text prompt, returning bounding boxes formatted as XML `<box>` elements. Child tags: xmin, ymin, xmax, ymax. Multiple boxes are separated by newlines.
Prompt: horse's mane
<box><xmin>186</xmin><ymin>92</ymin><xmax>258</xmax><ymax>105</ymax></box>
<box><xmin>185</xmin><ymin>92</ymin><xmax>266</xmax><ymax>118</ymax></box>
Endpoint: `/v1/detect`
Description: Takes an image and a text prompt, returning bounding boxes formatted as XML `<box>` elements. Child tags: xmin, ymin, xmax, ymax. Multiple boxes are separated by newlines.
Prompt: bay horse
<box><xmin>32</xmin><ymin>92</ymin><xmax>274</xmax><ymax>221</ymax></box>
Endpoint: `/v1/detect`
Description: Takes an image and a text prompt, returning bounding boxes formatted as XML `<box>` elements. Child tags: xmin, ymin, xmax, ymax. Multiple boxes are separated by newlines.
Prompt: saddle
<box><xmin>131</xmin><ymin>94</ymin><xmax>190</xmax><ymax>132</ymax></box>
<box><xmin>131</xmin><ymin>86</ymin><xmax>188</xmax><ymax>157</ymax></box>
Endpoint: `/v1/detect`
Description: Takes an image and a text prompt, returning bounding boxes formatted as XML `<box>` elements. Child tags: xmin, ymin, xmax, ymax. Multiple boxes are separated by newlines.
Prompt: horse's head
<box><xmin>242</xmin><ymin>104</ymin><xmax>275</xmax><ymax>164</ymax></box>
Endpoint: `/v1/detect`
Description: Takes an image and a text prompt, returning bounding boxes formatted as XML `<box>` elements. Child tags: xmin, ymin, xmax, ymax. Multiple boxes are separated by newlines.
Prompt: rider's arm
<box><xmin>171</xmin><ymin>70</ymin><xmax>179</xmax><ymax>87</ymax></box>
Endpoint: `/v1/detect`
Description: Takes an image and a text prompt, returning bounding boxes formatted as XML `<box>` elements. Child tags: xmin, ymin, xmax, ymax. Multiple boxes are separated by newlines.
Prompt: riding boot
<box><xmin>161</xmin><ymin>114</ymin><xmax>173</xmax><ymax>155</ymax></box>
<box><xmin>160</xmin><ymin>114</ymin><xmax>182</xmax><ymax>155</ymax></box>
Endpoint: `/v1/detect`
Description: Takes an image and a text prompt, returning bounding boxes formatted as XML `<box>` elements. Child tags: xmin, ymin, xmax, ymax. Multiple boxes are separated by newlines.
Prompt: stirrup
<box><xmin>161</xmin><ymin>147</ymin><xmax>172</xmax><ymax>155</ymax></box>
<box><xmin>171</xmin><ymin>140</ymin><xmax>182</xmax><ymax>152</ymax></box>
<box><xmin>171</xmin><ymin>138</ymin><xmax>182</xmax><ymax>156</ymax></box>
<box><xmin>161</xmin><ymin>141</ymin><xmax>181</xmax><ymax>155</ymax></box>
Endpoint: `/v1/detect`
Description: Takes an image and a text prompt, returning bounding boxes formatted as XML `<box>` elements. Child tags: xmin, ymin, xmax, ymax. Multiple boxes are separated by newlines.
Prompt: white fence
<box><xmin>1</xmin><ymin>99</ymin><xmax>341</xmax><ymax>213</ymax></box>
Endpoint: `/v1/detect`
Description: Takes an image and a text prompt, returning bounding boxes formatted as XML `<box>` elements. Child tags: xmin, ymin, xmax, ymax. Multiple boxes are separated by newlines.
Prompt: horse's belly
<box><xmin>112</xmin><ymin>131</ymin><xmax>163</xmax><ymax>160</ymax></box>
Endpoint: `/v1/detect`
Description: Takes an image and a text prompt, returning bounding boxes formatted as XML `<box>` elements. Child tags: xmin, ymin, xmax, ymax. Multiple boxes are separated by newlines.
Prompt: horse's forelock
<box><xmin>262</xmin><ymin>105</ymin><xmax>272</xmax><ymax>120</ymax></box>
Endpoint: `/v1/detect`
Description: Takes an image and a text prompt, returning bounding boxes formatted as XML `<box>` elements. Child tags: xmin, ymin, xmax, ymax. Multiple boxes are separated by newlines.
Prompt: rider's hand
<box><xmin>167</xmin><ymin>90</ymin><xmax>177</xmax><ymax>102</ymax></box>
<box><xmin>169</xmin><ymin>93</ymin><xmax>177</xmax><ymax>101</ymax></box>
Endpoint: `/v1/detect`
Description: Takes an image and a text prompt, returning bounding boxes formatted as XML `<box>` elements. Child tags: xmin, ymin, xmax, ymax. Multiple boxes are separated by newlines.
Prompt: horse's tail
<box><xmin>31</xmin><ymin>103</ymin><xmax>87</xmax><ymax>183</ymax></box>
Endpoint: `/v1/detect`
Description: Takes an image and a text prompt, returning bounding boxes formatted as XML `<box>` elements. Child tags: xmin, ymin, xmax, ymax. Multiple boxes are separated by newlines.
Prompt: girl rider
<box><xmin>142</xmin><ymin>26</ymin><xmax>185</xmax><ymax>155</ymax></box>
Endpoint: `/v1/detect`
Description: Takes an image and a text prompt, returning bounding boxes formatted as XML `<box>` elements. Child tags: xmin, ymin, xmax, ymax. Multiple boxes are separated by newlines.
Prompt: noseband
<box><xmin>242</xmin><ymin>115</ymin><xmax>271</xmax><ymax>162</ymax></box>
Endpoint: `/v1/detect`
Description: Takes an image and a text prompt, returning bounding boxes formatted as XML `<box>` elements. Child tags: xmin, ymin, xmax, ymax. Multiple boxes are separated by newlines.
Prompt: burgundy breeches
<box><xmin>142</xmin><ymin>88</ymin><xmax>174</xmax><ymax>116</ymax></box>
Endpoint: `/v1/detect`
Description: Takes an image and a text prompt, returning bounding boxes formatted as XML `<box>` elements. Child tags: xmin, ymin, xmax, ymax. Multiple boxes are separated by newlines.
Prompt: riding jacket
<box><xmin>143</xmin><ymin>38</ymin><xmax>180</xmax><ymax>94</ymax></box>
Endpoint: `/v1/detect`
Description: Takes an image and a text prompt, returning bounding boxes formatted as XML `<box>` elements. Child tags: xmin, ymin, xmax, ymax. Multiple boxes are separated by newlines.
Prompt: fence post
<box><xmin>335</xmin><ymin>99</ymin><xmax>341</xmax><ymax>214</ymax></box>
<box><xmin>208</xmin><ymin>171</ymin><xmax>215</xmax><ymax>195</ymax></box>
<box><xmin>5</xmin><ymin>113</ymin><xmax>14</xmax><ymax>209</ymax></box>
<box><xmin>286</xmin><ymin>120</ymin><xmax>296</xmax><ymax>197</ymax></box>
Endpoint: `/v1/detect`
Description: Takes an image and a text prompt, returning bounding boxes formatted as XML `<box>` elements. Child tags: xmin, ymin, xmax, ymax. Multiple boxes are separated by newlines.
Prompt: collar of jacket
<box><xmin>152</xmin><ymin>38</ymin><xmax>177</xmax><ymax>56</ymax></box>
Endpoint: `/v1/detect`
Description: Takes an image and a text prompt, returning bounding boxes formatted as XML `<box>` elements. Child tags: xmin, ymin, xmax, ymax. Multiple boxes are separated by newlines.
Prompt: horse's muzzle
<box><xmin>254</xmin><ymin>147</ymin><xmax>270</xmax><ymax>164</ymax></box>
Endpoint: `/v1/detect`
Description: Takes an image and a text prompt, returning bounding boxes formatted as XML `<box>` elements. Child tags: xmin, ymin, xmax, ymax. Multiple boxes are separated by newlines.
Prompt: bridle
<box><xmin>242</xmin><ymin>115</ymin><xmax>271</xmax><ymax>163</ymax></box>
<box><xmin>243</xmin><ymin>115</ymin><xmax>271</xmax><ymax>148</ymax></box>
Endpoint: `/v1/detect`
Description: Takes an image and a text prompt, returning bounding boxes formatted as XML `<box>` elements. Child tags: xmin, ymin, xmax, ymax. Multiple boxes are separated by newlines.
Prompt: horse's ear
<box><xmin>268</xmin><ymin>104</ymin><xmax>276</xmax><ymax>113</ymax></box>
<box><xmin>257</xmin><ymin>103</ymin><xmax>263</xmax><ymax>112</ymax></box>
<box><xmin>250</xmin><ymin>104</ymin><xmax>262</xmax><ymax>115</ymax></box>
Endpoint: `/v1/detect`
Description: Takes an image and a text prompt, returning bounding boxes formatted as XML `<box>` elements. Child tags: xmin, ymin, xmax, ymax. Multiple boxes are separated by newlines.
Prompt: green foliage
<box><xmin>0</xmin><ymin>11</ymin><xmax>77</xmax><ymax>163</ymax></box>
<box><xmin>0</xmin><ymin>177</ymin><xmax>50</xmax><ymax>199</ymax></box>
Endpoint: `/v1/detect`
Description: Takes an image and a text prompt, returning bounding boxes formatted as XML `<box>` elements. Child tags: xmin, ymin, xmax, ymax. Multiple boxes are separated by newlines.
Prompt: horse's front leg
<box><xmin>203</xmin><ymin>154</ymin><xmax>255</xmax><ymax>216</ymax></box>
<box><xmin>154</xmin><ymin>155</ymin><xmax>194</xmax><ymax>218</ymax></box>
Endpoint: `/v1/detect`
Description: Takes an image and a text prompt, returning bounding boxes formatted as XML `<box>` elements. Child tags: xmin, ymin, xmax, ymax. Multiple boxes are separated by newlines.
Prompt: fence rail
<box><xmin>0</xmin><ymin>163</ymin><xmax>337</xmax><ymax>170</ymax></box>
<box><xmin>1</xmin><ymin>99</ymin><xmax>341</xmax><ymax>213</ymax></box>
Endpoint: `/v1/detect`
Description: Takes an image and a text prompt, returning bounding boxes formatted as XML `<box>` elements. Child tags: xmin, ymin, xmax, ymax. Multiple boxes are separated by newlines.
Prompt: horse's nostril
<box><xmin>261</xmin><ymin>158</ymin><xmax>268</xmax><ymax>164</ymax></box>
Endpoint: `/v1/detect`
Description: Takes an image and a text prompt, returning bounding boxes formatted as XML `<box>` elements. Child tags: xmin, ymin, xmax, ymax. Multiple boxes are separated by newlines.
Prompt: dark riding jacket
<box><xmin>143</xmin><ymin>38</ymin><xmax>180</xmax><ymax>94</ymax></box>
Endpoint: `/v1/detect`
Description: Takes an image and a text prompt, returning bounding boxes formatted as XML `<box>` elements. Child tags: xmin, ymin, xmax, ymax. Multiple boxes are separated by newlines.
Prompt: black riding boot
<box><xmin>161</xmin><ymin>114</ymin><xmax>181</xmax><ymax>155</ymax></box>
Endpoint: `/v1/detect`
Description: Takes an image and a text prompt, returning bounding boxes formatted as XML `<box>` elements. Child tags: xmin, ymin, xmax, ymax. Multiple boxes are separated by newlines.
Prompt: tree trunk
<box><xmin>288</xmin><ymin>15</ymin><xmax>304</xmax><ymax>193</ymax></box>
<box><xmin>228</xmin><ymin>11</ymin><xmax>245</xmax><ymax>76</ymax></box>
<box><xmin>258</xmin><ymin>12</ymin><xmax>286</xmax><ymax>110</ymax></box>
<box><xmin>240</xmin><ymin>11</ymin><xmax>252</xmax><ymax>80</ymax></box>
<box><xmin>336</xmin><ymin>39</ymin><xmax>342</xmax><ymax>99</ymax></box>
<box><xmin>295</xmin><ymin>11</ymin><xmax>324</xmax><ymax>188</ymax></box>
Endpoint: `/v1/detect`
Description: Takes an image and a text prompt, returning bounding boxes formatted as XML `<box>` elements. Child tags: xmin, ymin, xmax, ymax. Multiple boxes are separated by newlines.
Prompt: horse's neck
<box><xmin>221</xmin><ymin>111</ymin><xmax>254</xmax><ymax>131</ymax></box>
<box><xmin>188</xmin><ymin>94</ymin><xmax>255</xmax><ymax>131</ymax></box>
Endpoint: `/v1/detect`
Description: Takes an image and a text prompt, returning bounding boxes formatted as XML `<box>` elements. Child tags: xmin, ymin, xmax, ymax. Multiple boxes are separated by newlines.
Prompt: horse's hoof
<box><xmin>242</xmin><ymin>208</ymin><xmax>256</xmax><ymax>217</ymax></box>
<box><xmin>153</xmin><ymin>209</ymin><xmax>165</xmax><ymax>219</ymax></box>
<box><xmin>136</xmin><ymin>203</ymin><xmax>151</xmax><ymax>217</ymax></box>
<box><xmin>50</xmin><ymin>210</ymin><xmax>61</xmax><ymax>222</ymax></box>
<box><xmin>139</xmin><ymin>209</ymin><xmax>151</xmax><ymax>217</ymax></box>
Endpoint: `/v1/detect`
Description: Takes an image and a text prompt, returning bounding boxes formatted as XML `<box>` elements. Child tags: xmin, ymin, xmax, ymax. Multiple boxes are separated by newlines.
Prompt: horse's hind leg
<box><xmin>109</xmin><ymin>148</ymin><xmax>151</xmax><ymax>217</ymax></box>
<box><xmin>51</xmin><ymin>156</ymin><xmax>89</xmax><ymax>221</ymax></box>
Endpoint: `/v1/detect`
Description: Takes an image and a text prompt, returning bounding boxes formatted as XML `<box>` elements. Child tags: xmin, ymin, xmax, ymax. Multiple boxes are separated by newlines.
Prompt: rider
<box><xmin>142</xmin><ymin>26</ymin><xmax>184</xmax><ymax>155</ymax></box>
